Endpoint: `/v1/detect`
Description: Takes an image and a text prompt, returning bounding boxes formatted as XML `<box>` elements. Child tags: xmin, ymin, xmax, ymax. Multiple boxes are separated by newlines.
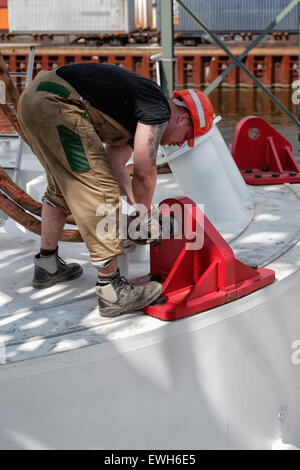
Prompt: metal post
<box><xmin>160</xmin><ymin>0</ymin><xmax>175</xmax><ymax>97</ymax></box>
<box><xmin>14</xmin><ymin>46</ymin><xmax>35</xmax><ymax>185</ymax></box>
<box><xmin>150</xmin><ymin>53</ymin><xmax>162</xmax><ymax>87</ymax></box>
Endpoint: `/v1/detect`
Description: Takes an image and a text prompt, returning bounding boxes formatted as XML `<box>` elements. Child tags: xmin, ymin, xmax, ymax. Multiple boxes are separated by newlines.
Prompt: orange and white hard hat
<box><xmin>173</xmin><ymin>89</ymin><xmax>214</xmax><ymax>147</ymax></box>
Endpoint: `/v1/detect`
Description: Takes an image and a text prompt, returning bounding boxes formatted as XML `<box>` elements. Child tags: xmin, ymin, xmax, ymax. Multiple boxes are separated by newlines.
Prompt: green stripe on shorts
<box><xmin>57</xmin><ymin>125</ymin><xmax>91</xmax><ymax>172</ymax></box>
<box><xmin>36</xmin><ymin>81</ymin><xmax>71</xmax><ymax>98</ymax></box>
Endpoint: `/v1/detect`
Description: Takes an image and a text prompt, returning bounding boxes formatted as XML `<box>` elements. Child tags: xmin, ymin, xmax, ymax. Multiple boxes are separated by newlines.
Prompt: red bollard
<box><xmin>142</xmin><ymin>197</ymin><xmax>275</xmax><ymax>321</ymax></box>
<box><xmin>231</xmin><ymin>116</ymin><xmax>300</xmax><ymax>185</ymax></box>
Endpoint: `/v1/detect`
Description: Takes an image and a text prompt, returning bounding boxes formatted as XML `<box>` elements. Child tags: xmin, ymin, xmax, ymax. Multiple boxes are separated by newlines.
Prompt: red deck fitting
<box><xmin>142</xmin><ymin>197</ymin><xmax>275</xmax><ymax>321</ymax></box>
<box><xmin>231</xmin><ymin>116</ymin><xmax>300</xmax><ymax>185</ymax></box>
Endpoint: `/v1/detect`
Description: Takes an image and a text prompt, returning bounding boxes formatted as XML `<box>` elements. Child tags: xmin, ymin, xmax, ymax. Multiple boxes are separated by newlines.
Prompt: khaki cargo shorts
<box><xmin>17</xmin><ymin>69</ymin><xmax>132</xmax><ymax>263</ymax></box>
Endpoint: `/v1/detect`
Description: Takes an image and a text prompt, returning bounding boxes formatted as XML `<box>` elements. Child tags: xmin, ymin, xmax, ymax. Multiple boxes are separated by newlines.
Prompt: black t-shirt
<box><xmin>56</xmin><ymin>63</ymin><xmax>171</xmax><ymax>137</ymax></box>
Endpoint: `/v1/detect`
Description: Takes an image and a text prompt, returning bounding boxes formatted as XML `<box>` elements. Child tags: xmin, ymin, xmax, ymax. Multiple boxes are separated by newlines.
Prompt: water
<box><xmin>209</xmin><ymin>87</ymin><xmax>300</xmax><ymax>162</ymax></box>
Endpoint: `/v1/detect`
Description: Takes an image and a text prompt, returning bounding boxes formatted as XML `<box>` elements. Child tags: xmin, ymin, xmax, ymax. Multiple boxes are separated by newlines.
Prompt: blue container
<box><xmin>157</xmin><ymin>0</ymin><xmax>299</xmax><ymax>33</ymax></box>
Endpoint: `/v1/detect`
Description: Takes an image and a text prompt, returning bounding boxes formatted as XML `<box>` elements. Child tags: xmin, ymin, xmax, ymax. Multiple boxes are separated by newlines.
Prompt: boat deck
<box><xmin>1</xmin><ymin>140</ymin><xmax>300</xmax><ymax>365</ymax></box>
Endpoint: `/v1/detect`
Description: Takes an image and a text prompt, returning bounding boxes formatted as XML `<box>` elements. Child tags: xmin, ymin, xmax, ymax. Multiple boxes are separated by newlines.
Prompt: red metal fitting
<box><xmin>142</xmin><ymin>197</ymin><xmax>275</xmax><ymax>321</ymax></box>
<box><xmin>231</xmin><ymin>116</ymin><xmax>300</xmax><ymax>185</ymax></box>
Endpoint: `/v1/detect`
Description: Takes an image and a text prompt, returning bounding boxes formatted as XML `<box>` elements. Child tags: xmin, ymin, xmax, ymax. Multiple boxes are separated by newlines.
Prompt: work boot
<box><xmin>96</xmin><ymin>269</ymin><xmax>163</xmax><ymax>318</ymax></box>
<box><xmin>32</xmin><ymin>249</ymin><xmax>83</xmax><ymax>289</ymax></box>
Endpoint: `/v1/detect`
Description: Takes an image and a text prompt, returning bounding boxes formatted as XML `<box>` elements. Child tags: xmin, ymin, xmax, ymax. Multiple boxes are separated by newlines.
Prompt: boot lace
<box><xmin>113</xmin><ymin>274</ymin><xmax>135</xmax><ymax>290</ymax></box>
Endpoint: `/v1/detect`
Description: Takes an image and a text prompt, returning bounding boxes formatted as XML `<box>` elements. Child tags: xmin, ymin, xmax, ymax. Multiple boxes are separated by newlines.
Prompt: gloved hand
<box><xmin>127</xmin><ymin>205</ymin><xmax>177</xmax><ymax>246</ymax></box>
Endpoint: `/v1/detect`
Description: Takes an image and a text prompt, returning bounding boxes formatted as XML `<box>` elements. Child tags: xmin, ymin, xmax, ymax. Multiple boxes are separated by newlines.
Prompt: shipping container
<box><xmin>6</xmin><ymin>0</ymin><xmax>300</xmax><ymax>46</ymax></box>
<box><xmin>0</xmin><ymin>7</ymin><xmax>8</xmax><ymax>29</ymax></box>
<box><xmin>8</xmin><ymin>0</ymin><xmax>137</xmax><ymax>33</ymax></box>
<box><xmin>0</xmin><ymin>0</ymin><xmax>7</xmax><ymax>8</ymax></box>
<box><xmin>158</xmin><ymin>0</ymin><xmax>300</xmax><ymax>34</ymax></box>
<box><xmin>135</xmin><ymin>0</ymin><xmax>153</xmax><ymax>29</ymax></box>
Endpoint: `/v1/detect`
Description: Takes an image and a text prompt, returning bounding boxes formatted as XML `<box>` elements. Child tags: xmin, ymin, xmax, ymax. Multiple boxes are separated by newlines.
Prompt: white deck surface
<box><xmin>1</xmin><ymin>139</ymin><xmax>300</xmax><ymax>450</ymax></box>
<box><xmin>0</xmin><ymin>141</ymin><xmax>300</xmax><ymax>365</ymax></box>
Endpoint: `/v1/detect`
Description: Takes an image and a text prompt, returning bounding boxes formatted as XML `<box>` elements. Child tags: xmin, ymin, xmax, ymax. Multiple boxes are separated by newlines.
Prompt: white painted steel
<box><xmin>1</xmin><ymin>128</ymin><xmax>300</xmax><ymax>449</ymax></box>
<box><xmin>117</xmin><ymin>197</ymin><xmax>150</xmax><ymax>278</ymax></box>
<box><xmin>1</xmin><ymin>181</ymin><xmax>300</xmax><ymax>363</ymax></box>
<box><xmin>26</xmin><ymin>173</ymin><xmax>47</xmax><ymax>203</ymax></box>
<box><xmin>157</xmin><ymin>117</ymin><xmax>254</xmax><ymax>240</ymax></box>
<box><xmin>8</xmin><ymin>0</ymin><xmax>136</xmax><ymax>33</ymax></box>
<box><xmin>211</xmin><ymin>124</ymin><xmax>254</xmax><ymax>212</ymax></box>
<box><xmin>0</xmin><ymin>269</ymin><xmax>299</xmax><ymax>450</ymax></box>
<box><xmin>118</xmin><ymin>243</ymin><xmax>150</xmax><ymax>278</ymax></box>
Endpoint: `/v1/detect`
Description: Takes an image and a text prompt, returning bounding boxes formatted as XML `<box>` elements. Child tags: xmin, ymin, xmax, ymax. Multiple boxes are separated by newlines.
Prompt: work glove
<box><xmin>127</xmin><ymin>204</ymin><xmax>177</xmax><ymax>246</ymax></box>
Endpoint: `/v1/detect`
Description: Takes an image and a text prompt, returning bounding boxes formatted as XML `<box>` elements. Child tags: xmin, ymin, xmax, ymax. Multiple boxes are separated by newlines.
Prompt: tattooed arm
<box><xmin>132</xmin><ymin>121</ymin><xmax>168</xmax><ymax>212</ymax></box>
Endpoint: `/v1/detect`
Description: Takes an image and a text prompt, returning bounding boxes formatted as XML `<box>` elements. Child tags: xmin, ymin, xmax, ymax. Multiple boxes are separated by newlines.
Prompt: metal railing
<box><xmin>14</xmin><ymin>45</ymin><xmax>35</xmax><ymax>184</ymax></box>
<box><xmin>158</xmin><ymin>0</ymin><xmax>300</xmax><ymax>139</ymax></box>
<box><xmin>176</xmin><ymin>0</ymin><xmax>300</xmax><ymax>128</ymax></box>
<box><xmin>176</xmin><ymin>0</ymin><xmax>300</xmax><ymax>129</ymax></box>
